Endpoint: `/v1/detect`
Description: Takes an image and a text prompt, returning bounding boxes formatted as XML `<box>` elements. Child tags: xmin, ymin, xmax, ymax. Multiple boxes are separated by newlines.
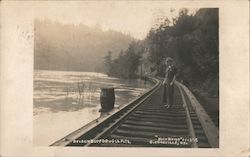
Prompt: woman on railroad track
<box><xmin>162</xmin><ymin>57</ymin><xmax>177</xmax><ymax>108</ymax></box>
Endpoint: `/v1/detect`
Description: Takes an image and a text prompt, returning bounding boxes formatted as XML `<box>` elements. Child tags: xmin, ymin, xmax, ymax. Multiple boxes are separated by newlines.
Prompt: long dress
<box><xmin>163</xmin><ymin>65</ymin><xmax>177</xmax><ymax>106</ymax></box>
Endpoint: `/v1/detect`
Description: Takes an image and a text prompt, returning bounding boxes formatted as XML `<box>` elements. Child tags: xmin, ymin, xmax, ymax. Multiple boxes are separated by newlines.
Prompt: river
<box><xmin>33</xmin><ymin>70</ymin><xmax>153</xmax><ymax>146</ymax></box>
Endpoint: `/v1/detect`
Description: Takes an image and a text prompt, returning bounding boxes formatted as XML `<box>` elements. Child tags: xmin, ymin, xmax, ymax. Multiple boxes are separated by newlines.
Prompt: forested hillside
<box><xmin>104</xmin><ymin>8</ymin><xmax>218</xmax><ymax>97</ymax></box>
<box><xmin>34</xmin><ymin>19</ymin><xmax>134</xmax><ymax>72</ymax></box>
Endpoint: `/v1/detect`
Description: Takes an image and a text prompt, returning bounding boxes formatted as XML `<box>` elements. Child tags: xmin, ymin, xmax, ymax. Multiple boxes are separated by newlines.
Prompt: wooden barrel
<box><xmin>100</xmin><ymin>87</ymin><xmax>115</xmax><ymax>112</ymax></box>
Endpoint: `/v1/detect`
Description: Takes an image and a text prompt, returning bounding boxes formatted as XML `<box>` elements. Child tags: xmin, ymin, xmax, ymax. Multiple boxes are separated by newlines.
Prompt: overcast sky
<box><xmin>35</xmin><ymin>2</ymin><xmax>197</xmax><ymax>40</ymax></box>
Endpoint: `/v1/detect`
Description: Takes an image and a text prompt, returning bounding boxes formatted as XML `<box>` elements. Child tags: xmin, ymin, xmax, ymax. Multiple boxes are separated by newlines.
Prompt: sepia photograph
<box><xmin>33</xmin><ymin>5</ymin><xmax>219</xmax><ymax>148</ymax></box>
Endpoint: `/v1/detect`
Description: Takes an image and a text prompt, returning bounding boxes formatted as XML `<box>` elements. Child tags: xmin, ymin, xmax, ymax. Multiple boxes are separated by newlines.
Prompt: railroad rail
<box><xmin>51</xmin><ymin>78</ymin><xmax>219</xmax><ymax>148</ymax></box>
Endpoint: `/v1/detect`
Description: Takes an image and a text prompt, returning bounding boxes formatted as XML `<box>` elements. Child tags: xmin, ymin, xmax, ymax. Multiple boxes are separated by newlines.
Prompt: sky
<box><xmin>35</xmin><ymin>2</ymin><xmax>197</xmax><ymax>40</ymax></box>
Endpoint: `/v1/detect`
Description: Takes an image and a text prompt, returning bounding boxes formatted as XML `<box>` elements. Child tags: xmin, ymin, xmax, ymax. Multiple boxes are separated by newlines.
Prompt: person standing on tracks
<box><xmin>162</xmin><ymin>57</ymin><xmax>177</xmax><ymax>108</ymax></box>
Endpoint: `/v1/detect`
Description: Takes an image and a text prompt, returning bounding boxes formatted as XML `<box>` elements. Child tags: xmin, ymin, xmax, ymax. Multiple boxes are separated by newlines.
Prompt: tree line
<box><xmin>34</xmin><ymin>19</ymin><xmax>134</xmax><ymax>72</ymax></box>
<box><xmin>104</xmin><ymin>8</ymin><xmax>219</xmax><ymax>97</ymax></box>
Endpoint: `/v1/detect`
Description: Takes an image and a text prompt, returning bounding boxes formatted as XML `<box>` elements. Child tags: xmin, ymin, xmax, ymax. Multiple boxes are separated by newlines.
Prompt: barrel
<box><xmin>100</xmin><ymin>87</ymin><xmax>115</xmax><ymax>112</ymax></box>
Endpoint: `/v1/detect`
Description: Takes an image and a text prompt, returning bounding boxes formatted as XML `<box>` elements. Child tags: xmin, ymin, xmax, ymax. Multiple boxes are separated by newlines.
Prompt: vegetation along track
<box><xmin>52</xmin><ymin>78</ymin><xmax>219</xmax><ymax>148</ymax></box>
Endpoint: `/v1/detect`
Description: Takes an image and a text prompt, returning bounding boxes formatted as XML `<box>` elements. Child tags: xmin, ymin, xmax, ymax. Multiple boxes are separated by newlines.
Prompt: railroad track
<box><xmin>51</xmin><ymin>78</ymin><xmax>219</xmax><ymax>148</ymax></box>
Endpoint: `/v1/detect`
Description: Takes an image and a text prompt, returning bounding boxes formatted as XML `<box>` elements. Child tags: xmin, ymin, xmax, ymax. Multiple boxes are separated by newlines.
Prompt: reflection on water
<box><xmin>33</xmin><ymin>70</ymin><xmax>153</xmax><ymax>145</ymax></box>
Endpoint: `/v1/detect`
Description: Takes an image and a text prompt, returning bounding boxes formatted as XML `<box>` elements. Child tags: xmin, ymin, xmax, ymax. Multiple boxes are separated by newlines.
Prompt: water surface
<box><xmin>34</xmin><ymin>70</ymin><xmax>153</xmax><ymax>145</ymax></box>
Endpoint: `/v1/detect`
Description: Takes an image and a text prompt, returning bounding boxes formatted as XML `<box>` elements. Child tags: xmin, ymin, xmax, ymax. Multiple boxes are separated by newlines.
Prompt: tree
<box><xmin>104</xmin><ymin>42</ymin><xmax>142</xmax><ymax>79</ymax></box>
<box><xmin>103</xmin><ymin>51</ymin><xmax>113</xmax><ymax>75</ymax></box>
<box><xmin>145</xmin><ymin>8</ymin><xmax>219</xmax><ymax>96</ymax></box>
